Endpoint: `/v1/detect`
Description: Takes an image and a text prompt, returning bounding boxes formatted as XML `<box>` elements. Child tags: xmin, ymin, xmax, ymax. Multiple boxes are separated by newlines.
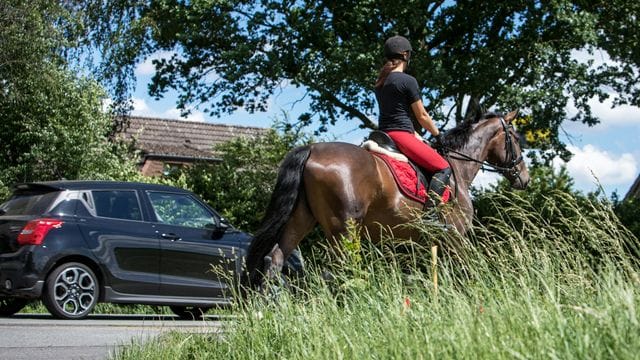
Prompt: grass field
<box><xmin>113</xmin><ymin>191</ymin><xmax>639</xmax><ymax>359</ymax></box>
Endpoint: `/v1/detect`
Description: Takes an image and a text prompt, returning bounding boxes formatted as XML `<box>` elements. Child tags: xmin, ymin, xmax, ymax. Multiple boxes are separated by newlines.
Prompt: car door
<box><xmin>146</xmin><ymin>191</ymin><xmax>243</xmax><ymax>299</ymax></box>
<box><xmin>78</xmin><ymin>189</ymin><xmax>161</xmax><ymax>295</ymax></box>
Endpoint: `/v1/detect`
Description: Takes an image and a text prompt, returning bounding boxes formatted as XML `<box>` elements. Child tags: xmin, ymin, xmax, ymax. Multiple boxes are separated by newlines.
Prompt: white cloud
<box><xmin>129</xmin><ymin>97</ymin><xmax>205</xmax><ymax>122</ymax></box>
<box><xmin>571</xmin><ymin>48</ymin><xmax>614</xmax><ymax>69</ymax></box>
<box><xmin>163</xmin><ymin>108</ymin><xmax>206</xmax><ymax>122</ymax></box>
<box><xmin>588</xmin><ymin>100</ymin><xmax>640</xmax><ymax>127</ymax></box>
<box><xmin>566</xmin><ymin>96</ymin><xmax>640</xmax><ymax>130</ymax></box>
<box><xmin>131</xmin><ymin>97</ymin><xmax>150</xmax><ymax>115</ymax></box>
<box><xmin>555</xmin><ymin>144</ymin><xmax>638</xmax><ymax>190</ymax></box>
<box><xmin>472</xmin><ymin>170</ymin><xmax>501</xmax><ymax>189</ymax></box>
<box><xmin>135</xmin><ymin>51</ymin><xmax>176</xmax><ymax>76</ymax></box>
<box><xmin>566</xmin><ymin>49</ymin><xmax>640</xmax><ymax>129</ymax></box>
<box><xmin>468</xmin><ymin>145</ymin><xmax>638</xmax><ymax>195</ymax></box>
<box><xmin>136</xmin><ymin>59</ymin><xmax>157</xmax><ymax>76</ymax></box>
<box><xmin>101</xmin><ymin>97</ymin><xmax>113</xmax><ymax>112</ymax></box>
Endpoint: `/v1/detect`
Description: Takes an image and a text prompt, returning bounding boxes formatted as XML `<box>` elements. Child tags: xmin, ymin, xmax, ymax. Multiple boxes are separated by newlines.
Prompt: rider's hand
<box><xmin>430</xmin><ymin>133</ymin><xmax>444</xmax><ymax>148</ymax></box>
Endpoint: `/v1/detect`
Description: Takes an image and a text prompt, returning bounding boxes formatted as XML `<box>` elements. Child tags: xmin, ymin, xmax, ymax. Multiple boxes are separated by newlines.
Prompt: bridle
<box><xmin>441</xmin><ymin>117</ymin><xmax>524</xmax><ymax>179</ymax></box>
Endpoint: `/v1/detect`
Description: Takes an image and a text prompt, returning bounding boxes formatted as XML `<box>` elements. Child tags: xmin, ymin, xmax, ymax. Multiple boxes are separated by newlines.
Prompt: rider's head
<box><xmin>383</xmin><ymin>35</ymin><xmax>412</xmax><ymax>63</ymax></box>
<box><xmin>375</xmin><ymin>35</ymin><xmax>413</xmax><ymax>88</ymax></box>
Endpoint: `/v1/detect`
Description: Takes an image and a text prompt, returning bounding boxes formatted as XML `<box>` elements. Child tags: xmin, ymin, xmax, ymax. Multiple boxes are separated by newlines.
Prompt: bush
<box><xmin>614</xmin><ymin>196</ymin><xmax>640</xmax><ymax>244</ymax></box>
<box><xmin>177</xmin><ymin>123</ymin><xmax>311</xmax><ymax>232</ymax></box>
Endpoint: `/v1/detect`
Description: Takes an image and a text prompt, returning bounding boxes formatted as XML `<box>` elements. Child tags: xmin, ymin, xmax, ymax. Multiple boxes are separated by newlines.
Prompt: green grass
<box><xmin>21</xmin><ymin>301</ymin><xmax>174</xmax><ymax>316</ymax></box>
<box><xmin>113</xmin><ymin>191</ymin><xmax>640</xmax><ymax>359</ymax></box>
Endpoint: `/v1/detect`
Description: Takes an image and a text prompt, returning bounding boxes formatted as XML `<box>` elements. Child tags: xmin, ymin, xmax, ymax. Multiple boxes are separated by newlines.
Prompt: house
<box><xmin>117</xmin><ymin>116</ymin><xmax>269</xmax><ymax>176</ymax></box>
<box><xmin>625</xmin><ymin>174</ymin><xmax>640</xmax><ymax>201</ymax></box>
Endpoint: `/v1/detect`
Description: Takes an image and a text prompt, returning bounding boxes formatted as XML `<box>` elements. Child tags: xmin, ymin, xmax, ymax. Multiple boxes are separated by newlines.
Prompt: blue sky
<box><xmin>130</xmin><ymin>51</ymin><xmax>640</xmax><ymax>199</ymax></box>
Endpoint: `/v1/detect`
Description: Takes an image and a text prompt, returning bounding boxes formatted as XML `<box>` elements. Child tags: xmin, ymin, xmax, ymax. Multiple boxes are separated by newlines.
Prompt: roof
<box><xmin>624</xmin><ymin>174</ymin><xmax>640</xmax><ymax>201</ymax></box>
<box><xmin>117</xmin><ymin>116</ymin><xmax>269</xmax><ymax>160</ymax></box>
<box><xmin>15</xmin><ymin>180</ymin><xmax>191</xmax><ymax>193</ymax></box>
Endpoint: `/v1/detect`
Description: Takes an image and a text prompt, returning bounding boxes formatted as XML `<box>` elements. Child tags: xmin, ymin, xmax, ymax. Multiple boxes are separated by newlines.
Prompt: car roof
<box><xmin>13</xmin><ymin>180</ymin><xmax>193</xmax><ymax>194</ymax></box>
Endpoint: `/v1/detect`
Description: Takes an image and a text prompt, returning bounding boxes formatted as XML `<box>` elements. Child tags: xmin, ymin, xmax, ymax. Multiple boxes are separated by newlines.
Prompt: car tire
<box><xmin>42</xmin><ymin>262</ymin><xmax>100</xmax><ymax>320</ymax></box>
<box><xmin>0</xmin><ymin>297</ymin><xmax>29</xmax><ymax>317</ymax></box>
<box><xmin>169</xmin><ymin>306</ymin><xmax>211</xmax><ymax>320</ymax></box>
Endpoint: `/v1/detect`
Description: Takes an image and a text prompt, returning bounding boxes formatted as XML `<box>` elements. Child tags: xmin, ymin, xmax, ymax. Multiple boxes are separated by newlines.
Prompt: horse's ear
<box><xmin>464</xmin><ymin>97</ymin><xmax>484</xmax><ymax>122</ymax></box>
<box><xmin>504</xmin><ymin>109</ymin><xmax>519</xmax><ymax>123</ymax></box>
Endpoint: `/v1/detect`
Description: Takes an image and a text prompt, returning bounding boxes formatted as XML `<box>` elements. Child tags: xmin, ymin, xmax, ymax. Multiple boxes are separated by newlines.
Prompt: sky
<box><xmin>130</xmin><ymin>52</ymin><xmax>640</xmax><ymax>199</ymax></box>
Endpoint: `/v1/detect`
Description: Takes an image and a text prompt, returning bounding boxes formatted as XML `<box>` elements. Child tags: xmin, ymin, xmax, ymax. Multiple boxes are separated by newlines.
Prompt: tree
<box><xmin>79</xmin><ymin>0</ymin><xmax>640</xmax><ymax>161</ymax></box>
<box><xmin>472</xmin><ymin>165</ymin><xmax>578</xmax><ymax>222</ymax></box>
<box><xmin>613</xmin><ymin>196</ymin><xmax>640</xmax><ymax>242</ymax></box>
<box><xmin>0</xmin><ymin>1</ymin><xmax>141</xmax><ymax>199</ymax></box>
<box><xmin>176</xmin><ymin>123</ymin><xmax>311</xmax><ymax>232</ymax></box>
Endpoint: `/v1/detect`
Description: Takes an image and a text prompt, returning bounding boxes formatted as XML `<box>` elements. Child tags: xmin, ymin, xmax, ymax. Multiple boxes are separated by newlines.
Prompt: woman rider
<box><xmin>375</xmin><ymin>35</ymin><xmax>451</xmax><ymax>211</ymax></box>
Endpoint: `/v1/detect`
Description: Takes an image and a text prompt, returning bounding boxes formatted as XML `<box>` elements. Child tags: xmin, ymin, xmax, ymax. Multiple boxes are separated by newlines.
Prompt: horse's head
<box><xmin>484</xmin><ymin>110</ymin><xmax>530</xmax><ymax>189</ymax></box>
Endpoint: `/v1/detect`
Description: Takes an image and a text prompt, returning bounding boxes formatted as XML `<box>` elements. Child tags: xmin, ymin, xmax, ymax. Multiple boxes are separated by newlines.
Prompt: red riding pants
<box><xmin>386</xmin><ymin>130</ymin><xmax>449</xmax><ymax>173</ymax></box>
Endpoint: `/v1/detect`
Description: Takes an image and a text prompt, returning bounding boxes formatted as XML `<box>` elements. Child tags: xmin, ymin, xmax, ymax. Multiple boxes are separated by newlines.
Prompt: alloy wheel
<box><xmin>43</xmin><ymin>263</ymin><xmax>99</xmax><ymax>319</ymax></box>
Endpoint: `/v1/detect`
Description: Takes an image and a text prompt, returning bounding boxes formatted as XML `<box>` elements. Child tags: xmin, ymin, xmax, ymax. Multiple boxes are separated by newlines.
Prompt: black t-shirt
<box><xmin>375</xmin><ymin>72</ymin><xmax>421</xmax><ymax>133</ymax></box>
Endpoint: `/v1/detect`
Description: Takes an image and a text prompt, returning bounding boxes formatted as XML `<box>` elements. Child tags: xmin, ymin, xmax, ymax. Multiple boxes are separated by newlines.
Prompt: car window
<box><xmin>147</xmin><ymin>191</ymin><xmax>216</xmax><ymax>229</ymax></box>
<box><xmin>0</xmin><ymin>191</ymin><xmax>60</xmax><ymax>216</ymax></box>
<box><xmin>92</xmin><ymin>190</ymin><xmax>142</xmax><ymax>221</ymax></box>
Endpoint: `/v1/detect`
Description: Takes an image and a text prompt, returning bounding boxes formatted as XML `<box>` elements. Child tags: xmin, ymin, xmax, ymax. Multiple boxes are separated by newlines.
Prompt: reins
<box><xmin>439</xmin><ymin>117</ymin><xmax>524</xmax><ymax>178</ymax></box>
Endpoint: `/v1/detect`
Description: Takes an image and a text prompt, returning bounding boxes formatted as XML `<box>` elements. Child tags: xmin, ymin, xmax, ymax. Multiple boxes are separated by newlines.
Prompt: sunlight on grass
<box><xmin>113</xmin><ymin>191</ymin><xmax>640</xmax><ymax>359</ymax></box>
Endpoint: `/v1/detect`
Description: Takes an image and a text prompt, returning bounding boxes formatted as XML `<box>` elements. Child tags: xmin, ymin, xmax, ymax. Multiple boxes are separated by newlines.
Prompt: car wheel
<box><xmin>170</xmin><ymin>306</ymin><xmax>211</xmax><ymax>320</ymax></box>
<box><xmin>43</xmin><ymin>262</ymin><xmax>99</xmax><ymax>320</ymax></box>
<box><xmin>0</xmin><ymin>297</ymin><xmax>29</xmax><ymax>317</ymax></box>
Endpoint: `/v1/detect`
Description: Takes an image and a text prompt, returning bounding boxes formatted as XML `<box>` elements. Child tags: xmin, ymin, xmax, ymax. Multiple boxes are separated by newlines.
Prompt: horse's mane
<box><xmin>440</xmin><ymin>112</ymin><xmax>502</xmax><ymax>150</ymax></box>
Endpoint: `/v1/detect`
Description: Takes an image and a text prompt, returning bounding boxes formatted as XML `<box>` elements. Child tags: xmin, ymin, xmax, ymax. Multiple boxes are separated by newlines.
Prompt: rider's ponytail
<box><xmin>375</xmin><ymin>58</ymin><xmax>404</xmax><ymax>89</ymax></box>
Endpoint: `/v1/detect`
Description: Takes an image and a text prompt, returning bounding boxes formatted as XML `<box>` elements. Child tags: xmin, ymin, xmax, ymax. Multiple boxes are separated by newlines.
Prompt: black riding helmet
<box><xmin>383</xmin><ymin>35</ymin><xmax>412</xmax><ymax>60</ymax></box>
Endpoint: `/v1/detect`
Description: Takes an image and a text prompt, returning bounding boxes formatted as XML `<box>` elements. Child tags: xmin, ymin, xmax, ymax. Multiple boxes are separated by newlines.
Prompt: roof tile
<box><xmin>117</xmin><ymin>116</ymin><xmax>269</xmax><ymax>159</ymax></box>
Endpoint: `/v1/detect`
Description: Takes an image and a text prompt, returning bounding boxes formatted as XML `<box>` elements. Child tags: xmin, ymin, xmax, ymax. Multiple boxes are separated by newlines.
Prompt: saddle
<box><xmin>367</xmin><ymin>131</ymin><xmax>400</xmax><ymax>153</ymax></box>
<box><xmin>362</xmin><ymin>131</ymin><xmax>433</xmax><ymax>205</ymax></box>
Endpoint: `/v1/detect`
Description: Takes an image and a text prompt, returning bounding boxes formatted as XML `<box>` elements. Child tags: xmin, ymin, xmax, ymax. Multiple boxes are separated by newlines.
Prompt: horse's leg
<box><xmin>304</xmin><ymin>172</ymin><xmax>370</xmax><ymax>250</ymax></box>
<box><xmin>263</xmin><ymin>195</ymin><xmax>316</xmax><ymax>281</ymax></box>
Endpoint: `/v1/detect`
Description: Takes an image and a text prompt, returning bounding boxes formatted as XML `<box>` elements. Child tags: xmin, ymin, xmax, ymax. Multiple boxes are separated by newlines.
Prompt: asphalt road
<box><xmin>0</xmin><ymin>314</ymin><xmax>224</xmax><ymax>360</ymax></box>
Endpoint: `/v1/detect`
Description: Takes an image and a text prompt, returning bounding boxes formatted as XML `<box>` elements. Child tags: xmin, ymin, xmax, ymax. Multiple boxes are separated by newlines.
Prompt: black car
<box><xmin>0</xmin><ymin>181</ymin><xmax>253</xmax><ymax>319</ymax></box>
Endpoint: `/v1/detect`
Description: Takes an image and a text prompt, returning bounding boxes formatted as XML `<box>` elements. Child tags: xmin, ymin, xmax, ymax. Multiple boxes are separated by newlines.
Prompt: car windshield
<box><xmin>0</xmin><ymin>191</ymin><xmax>60</xmax><ymax>216</ymax></box>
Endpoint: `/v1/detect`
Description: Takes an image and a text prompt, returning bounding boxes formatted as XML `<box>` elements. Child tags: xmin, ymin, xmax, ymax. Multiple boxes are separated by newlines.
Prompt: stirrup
<box><xmin>421</xmin><ymin>209</ymin><xmax>450</xmax><ymax>231</ymax></box>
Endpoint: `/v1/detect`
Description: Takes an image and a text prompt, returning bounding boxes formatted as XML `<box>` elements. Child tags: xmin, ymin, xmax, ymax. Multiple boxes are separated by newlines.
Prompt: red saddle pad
<box><xmin>371</xmin><ymin>152</ymin><xmax>450</xmax><ymax>205</ymax></box>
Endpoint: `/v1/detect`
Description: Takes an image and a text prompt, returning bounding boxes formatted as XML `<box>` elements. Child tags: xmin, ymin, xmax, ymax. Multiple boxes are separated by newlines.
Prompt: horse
<box><xmin>246</xmin><ymin>110</ymin><xmax>530</xmax><ymax>286</ymax></box>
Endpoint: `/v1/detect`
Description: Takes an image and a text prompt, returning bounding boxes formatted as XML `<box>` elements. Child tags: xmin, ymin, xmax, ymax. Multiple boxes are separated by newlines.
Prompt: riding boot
<box><xmin>429</xmin><ymin>168</ymin><xmax>452</xmax><ymax>202</ymax></box>
<box><xmin>423</xmin><ymin>168</ymin><xmax>452</xmax><ymax>228</ymax></box>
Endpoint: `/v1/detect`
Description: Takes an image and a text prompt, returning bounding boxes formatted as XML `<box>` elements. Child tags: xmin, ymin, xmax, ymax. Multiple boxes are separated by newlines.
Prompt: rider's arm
<box><xmin>411</xmin><ymin>99</ymin><xmax>440</xmax><ymax>137</ymax></box>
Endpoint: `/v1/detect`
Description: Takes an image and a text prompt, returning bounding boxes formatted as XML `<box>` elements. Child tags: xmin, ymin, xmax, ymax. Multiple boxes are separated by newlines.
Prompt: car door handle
<box><xmin>161</xmin><ymin>233</ymin><xmax>181</xmax><ymax>241</ymax></box>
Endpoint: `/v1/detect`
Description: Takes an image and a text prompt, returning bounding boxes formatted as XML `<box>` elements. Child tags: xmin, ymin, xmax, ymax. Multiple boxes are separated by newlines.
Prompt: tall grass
<box><xmin>114</xmin><ymin>191</ymin><xmax>640</xmax><ymax>359</ymax></box>
<box><xmin>21</xmin><ymin>301</ymin><xmax>174</xmax><ymax>316</ymax></box>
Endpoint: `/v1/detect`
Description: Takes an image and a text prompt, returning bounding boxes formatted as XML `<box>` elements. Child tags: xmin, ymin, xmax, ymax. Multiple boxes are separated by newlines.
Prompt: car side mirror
<box><xmin>209</xmin><ymin>221</ymin><xmax>228</xmax><ymax>230</ymax></box>
<box><xmin>206</xmin><ymin>218</ymin><xmax>230</xmax><ymax>239</ymax></box>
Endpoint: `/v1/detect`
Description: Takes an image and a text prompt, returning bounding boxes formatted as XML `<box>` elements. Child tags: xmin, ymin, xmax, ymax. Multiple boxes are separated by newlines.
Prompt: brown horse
<box><xmin>246</xmin><ymin>111</ymin><xmax>530</xmax><ymax>286</ymax></box>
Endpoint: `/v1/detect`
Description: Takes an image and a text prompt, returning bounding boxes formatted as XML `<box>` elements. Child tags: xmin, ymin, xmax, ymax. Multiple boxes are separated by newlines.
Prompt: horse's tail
<box><xmin>245</xmin><ymin>145</ymin><xmax>312</xmax><ymax>287</ymax></box>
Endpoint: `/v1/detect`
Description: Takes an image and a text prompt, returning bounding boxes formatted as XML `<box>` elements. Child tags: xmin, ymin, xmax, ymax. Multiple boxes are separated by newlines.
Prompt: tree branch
<box><xmin>320</xmin><ymin>90</ymin><xmax>377</xmax><ymax>129</ymax></box>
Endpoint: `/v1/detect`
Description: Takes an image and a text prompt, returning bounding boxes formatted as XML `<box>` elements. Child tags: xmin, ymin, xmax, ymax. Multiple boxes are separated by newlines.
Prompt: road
<box><xmin>0</xmin><ymin>314</ymin><xmax>224</xmax><ymax>360</ymax></box>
